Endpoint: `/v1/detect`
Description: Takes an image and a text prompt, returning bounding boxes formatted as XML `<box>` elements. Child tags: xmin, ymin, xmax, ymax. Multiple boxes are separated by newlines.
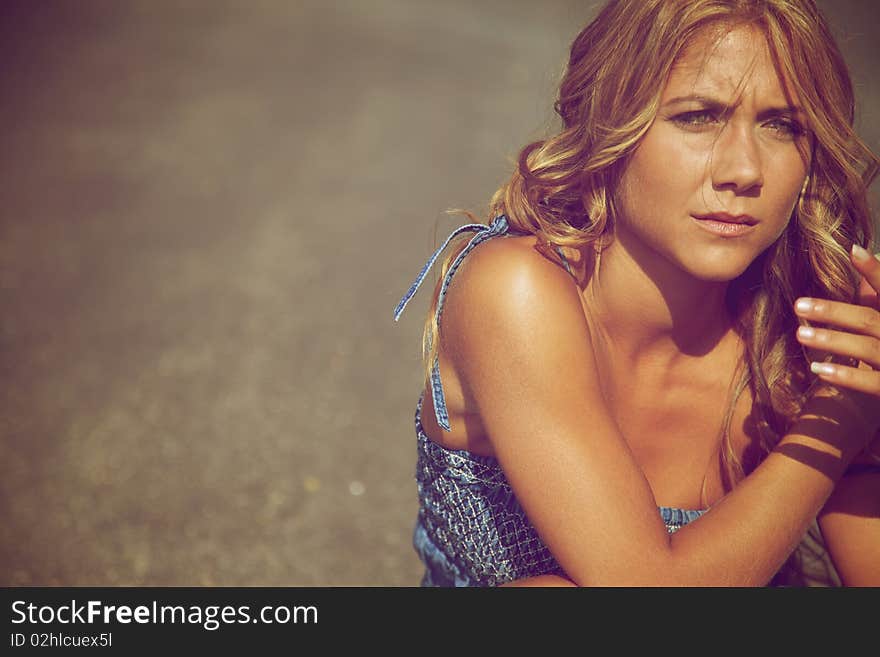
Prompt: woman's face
<box><xmin>613</xmin><ymin>24</ymin><xmax>811</xmax><ymax>282</ymax></box>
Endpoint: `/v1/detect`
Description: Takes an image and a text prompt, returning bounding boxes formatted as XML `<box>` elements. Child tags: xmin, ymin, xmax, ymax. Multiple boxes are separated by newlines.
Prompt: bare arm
<box><xmin>818</xmin><ymin>473</ymin><xmax>880</xmax><ymax>586</ymax></box>
<box><xmin>443</xmin><ymin>238</ymin><xmax>876</xmax><ymax>586</ymax></box>
<box><xmin>817</xmin><ymin>434</ymin><xmax>880</xmax><ymax>586</ymax></box>
<box><xmin>506</xmin><ymin>431</ymin><xmax>880</xmax><ymax>588</ymax></box>
<box><xmin>797</xmin><ymin>247</ymin><xmax>880</xmax><ymax>586</ymax></box>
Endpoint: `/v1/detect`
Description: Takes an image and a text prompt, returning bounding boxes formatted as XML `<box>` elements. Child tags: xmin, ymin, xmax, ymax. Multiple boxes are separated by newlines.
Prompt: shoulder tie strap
<box><xmin>393</xmin><ymin>214</ymin><xmax>511</xmax><ymax>431</ymax></box>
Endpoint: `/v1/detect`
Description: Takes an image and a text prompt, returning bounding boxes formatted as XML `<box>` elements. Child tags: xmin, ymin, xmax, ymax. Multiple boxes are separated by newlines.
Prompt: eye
<box><xmin>765</xmin><ymin>116</ymin><xmax>806</xmax><ymax>139</ymax></box>
<box><xmin>671</xmin><ymin>110</ymin><xmax>720</xmax><ymax>129</ymax></box>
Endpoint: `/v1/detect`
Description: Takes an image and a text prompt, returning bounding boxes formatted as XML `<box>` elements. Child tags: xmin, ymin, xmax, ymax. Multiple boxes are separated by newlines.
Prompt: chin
<box><xmin>683</xmin><ymin>257</ymin><xmax>753</xmax><ymax>283</ymax></box>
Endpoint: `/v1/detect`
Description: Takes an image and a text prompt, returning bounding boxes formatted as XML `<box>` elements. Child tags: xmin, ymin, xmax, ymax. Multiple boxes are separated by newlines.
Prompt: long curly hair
<box><xmin>420</xmin><ymin>0</ymin><xmax>878</xmax><ymax>584</ymax></box>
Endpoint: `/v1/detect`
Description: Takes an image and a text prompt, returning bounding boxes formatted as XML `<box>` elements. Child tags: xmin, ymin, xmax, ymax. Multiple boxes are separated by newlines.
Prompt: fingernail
<box><xmin>797</xmin><ymin>326</ymin><xmax>815</xmax><ymax>340</ymax></box>
<box><xmin>851</xmin><ymin>244</ymin><xmax>870</xmax><ymax>263</ymax></box>
<box><xmin>810</xmin><ymin>362</ymin><xmax>835</xmax><ymax>376</ymax></box>
<box><xmin>795</xmin><ymin>298</ymin><xmax>813</xmax><ymax>314</ymax></box>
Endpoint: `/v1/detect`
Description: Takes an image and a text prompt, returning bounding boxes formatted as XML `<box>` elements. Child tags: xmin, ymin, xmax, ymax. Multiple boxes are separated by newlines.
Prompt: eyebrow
<box><xmin>663</xmin><ymin>94</ymin><xmax>804</xmax><ymax>117</ymax></box>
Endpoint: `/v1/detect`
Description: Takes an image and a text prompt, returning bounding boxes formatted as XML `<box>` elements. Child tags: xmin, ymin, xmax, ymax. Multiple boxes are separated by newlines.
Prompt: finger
<box><xmin>851</xmin><ymin>245</ymin><xmax>880</xmax><ymax>298</ymax></box>
<box><xmin>794</xmin><ymin>297</ymin><xmax>880</xmax><ymax>339</ymax></box>
<box><xmin>796</xmin><ymin>326</ymin><xmax>880</xmax><ymax>369</ymax></box>
<box><xmin>858</xmin><ymin>275</ymin><xmax>878</xmax><ymax>308</ymax></box>
<box><xmin>809</xmin><ymin>360</ymin><xmax>880</xmax><ymax>397</ymax></box>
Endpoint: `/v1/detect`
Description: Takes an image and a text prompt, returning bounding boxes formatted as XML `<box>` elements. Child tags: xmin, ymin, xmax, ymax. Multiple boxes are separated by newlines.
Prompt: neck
<box><xmin>583</xmin><ymin>232</ymin><xmax>738</xmax><ymax>372</ymax></box>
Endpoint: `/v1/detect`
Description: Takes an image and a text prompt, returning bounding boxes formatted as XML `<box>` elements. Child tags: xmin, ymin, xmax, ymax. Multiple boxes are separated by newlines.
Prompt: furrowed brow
<box><xmin>662</xmin><ymin>94</ymin><xmax>729</xmax><ymax>111</ymax></box>
<box><xmin>757</xmin><ymin>106</ymin><xmax>805</xmax><ymax>121</ymax></box>
<box><xmin>664</xmin><ymin>94</ymin><xmax>803</xmax><ymax>117</ymax></box>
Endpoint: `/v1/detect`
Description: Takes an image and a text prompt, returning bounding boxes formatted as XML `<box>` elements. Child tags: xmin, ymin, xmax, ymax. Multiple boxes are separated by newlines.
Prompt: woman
<box><xmin>394</xmin><ymin>0</ymin><xmax>880</xmax><ymax>586</ymax></box>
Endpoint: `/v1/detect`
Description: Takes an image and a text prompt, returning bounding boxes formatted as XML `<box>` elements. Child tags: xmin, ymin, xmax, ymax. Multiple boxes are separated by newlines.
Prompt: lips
<box><xmin>693</xmin><ymin>212</ymin><xmax>758</xmax><ymax>226</ymax></box>
<box><xmin>692</xmin><ymin>214</ymin><xmax>757</xmax><ymax>237</ymax></box>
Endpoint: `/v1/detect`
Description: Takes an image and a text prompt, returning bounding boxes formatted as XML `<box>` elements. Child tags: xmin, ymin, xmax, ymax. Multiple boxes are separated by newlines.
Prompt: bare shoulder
<box><xmin>448</xmin><ymin>233</ymin><xmax>576</xmax><ymax>289</ymax></box>
<box><xmin>439</xmin><ymin>233</ymin><xmax>595</xmax><ymax>399</ymax></box>
<box><xmin>441</xmin><ymin>234</ymin><xmax>582</xmax><ymax>320</ymax></box>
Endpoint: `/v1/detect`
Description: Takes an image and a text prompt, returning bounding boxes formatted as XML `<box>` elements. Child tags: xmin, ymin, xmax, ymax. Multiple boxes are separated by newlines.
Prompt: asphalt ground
<box><xmin>1</xmin><ymin>0</ymin><xmax>877</xmax><ymax>586</ymax></box>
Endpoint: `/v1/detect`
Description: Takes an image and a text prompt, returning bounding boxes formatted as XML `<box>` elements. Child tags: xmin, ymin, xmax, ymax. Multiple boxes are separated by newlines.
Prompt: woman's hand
<box><xmin>794</xmin><ymin>244</ymin><xmax>880</xmax><ymax>438</ymax></box>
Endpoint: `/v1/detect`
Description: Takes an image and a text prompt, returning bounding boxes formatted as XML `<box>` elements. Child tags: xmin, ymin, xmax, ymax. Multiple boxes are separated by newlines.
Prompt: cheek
<box><xmin>638</xmin><ymin>127</ymin><xmax>711</xmax><ymax>184</ymax></box>
<box><xmin>759</xmin><ymin>169</ymin><xmax>805</xmax><ymax>244</ymax></box>
<box><xmin>619</xmin><ymin>141</ymin><xmax>703</xmax><ymax>216</ymax></box>
<box><xmin>766</xmin><ymin>173</ymin><xmax>805</xmax><ymax>232</ymax></box>
<box><xmin>766</xmin><ymin>150</ymin><xmax>809</xmax><ymax>210</ymax></box>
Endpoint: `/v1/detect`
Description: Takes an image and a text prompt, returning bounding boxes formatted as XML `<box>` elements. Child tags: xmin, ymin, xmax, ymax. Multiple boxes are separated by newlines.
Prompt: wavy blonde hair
<box><xmin>420</xmin><ymin>0</ymin><xmax>878</xmax><ymax>583</ymax></box>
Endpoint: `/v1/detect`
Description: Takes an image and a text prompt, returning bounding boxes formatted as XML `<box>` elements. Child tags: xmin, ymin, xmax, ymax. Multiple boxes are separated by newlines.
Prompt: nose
<box><xmin>711</xmin><ymin>121</ymin><xmax>763</xmax><ymax>194</ymax></box>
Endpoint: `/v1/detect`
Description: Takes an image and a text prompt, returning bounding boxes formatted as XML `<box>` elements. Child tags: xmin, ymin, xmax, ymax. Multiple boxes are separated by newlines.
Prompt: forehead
<box><xmin>664</xmin><ymin>24</ymin><xmax>795</xmax><ymax>104</ymax></box>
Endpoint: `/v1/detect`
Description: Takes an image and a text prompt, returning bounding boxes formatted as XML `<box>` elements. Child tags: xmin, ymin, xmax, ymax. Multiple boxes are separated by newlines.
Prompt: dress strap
<box><xmin>552</xmin><ymin>244</ymin><xmax>574</xmax><ymax>276</ymax></box>
<box><xmin>394</xmin><ymin>215</ymin><xmax>514</xmax><ymax>431</ymax></box>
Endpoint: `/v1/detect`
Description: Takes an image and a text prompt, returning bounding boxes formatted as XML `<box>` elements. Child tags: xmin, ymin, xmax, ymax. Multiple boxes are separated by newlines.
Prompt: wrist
<box><xmin>802</xmin><ymin>387</ymin><xmax>876</xmax><ymax>451</ymax></box>
<box><xmin>775</xmin><ymin>391</ymin><xmax>874</xmax><ymax>479</ymax></box>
